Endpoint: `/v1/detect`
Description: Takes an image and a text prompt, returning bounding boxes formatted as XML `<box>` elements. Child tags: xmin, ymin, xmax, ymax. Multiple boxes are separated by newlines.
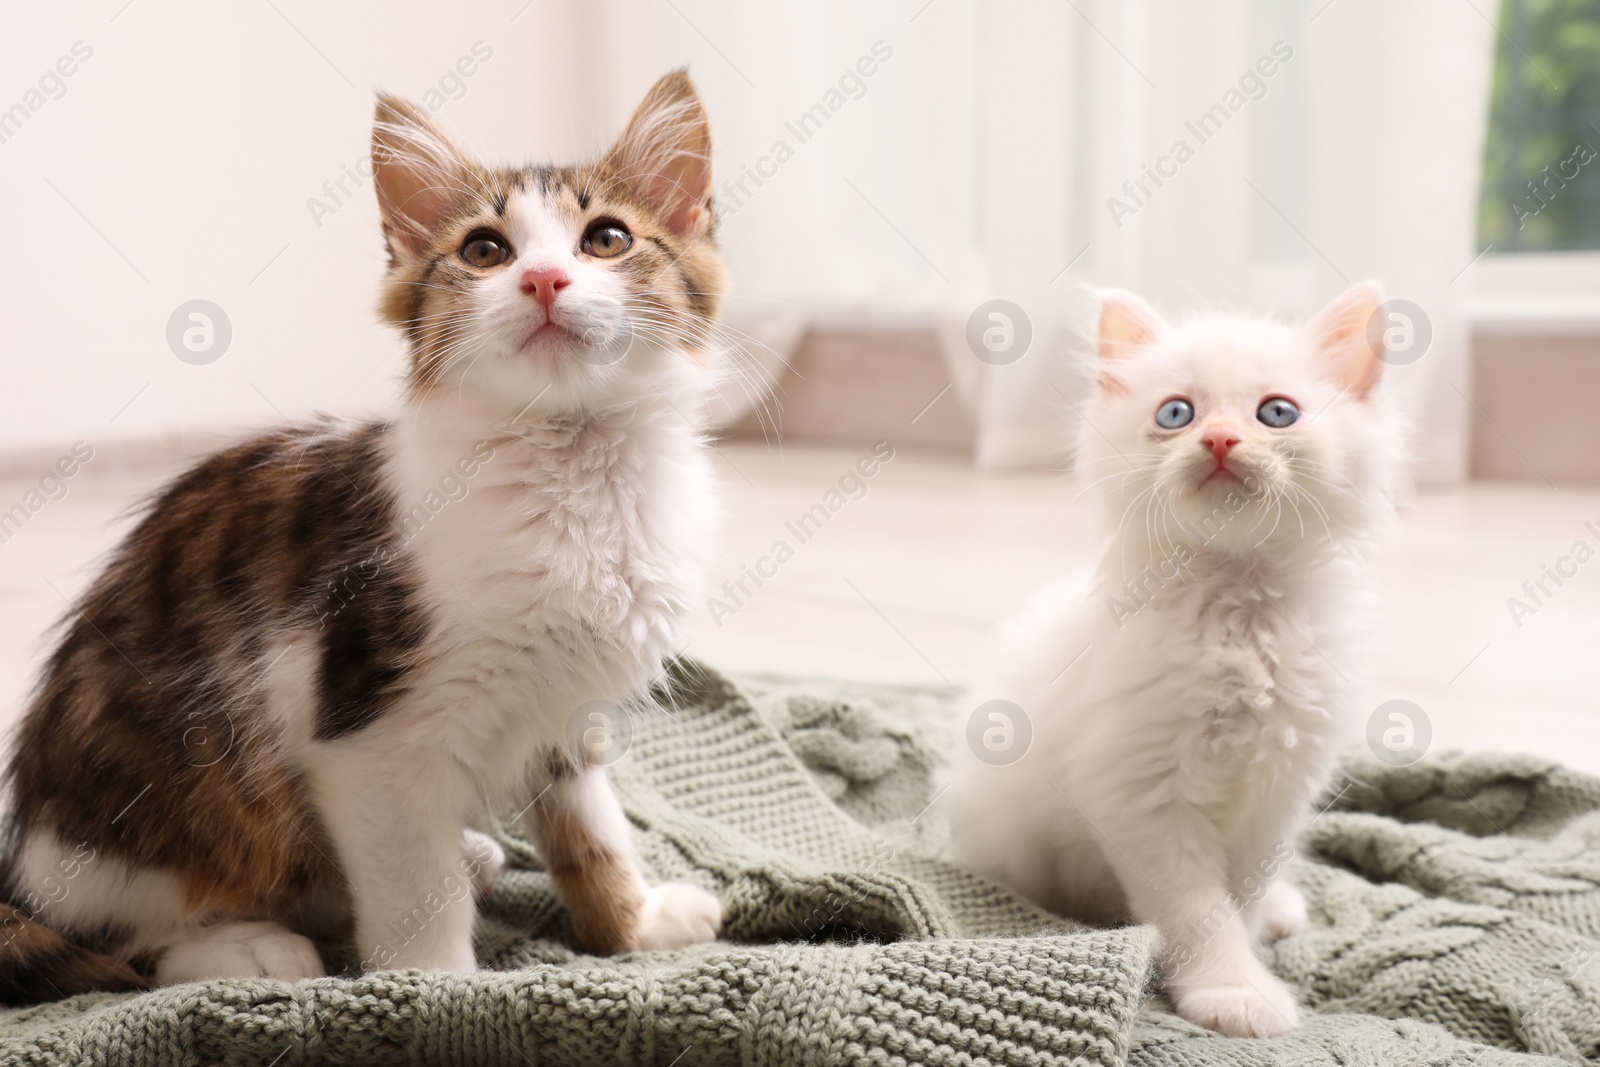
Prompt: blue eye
<box><xmin>1155</xmin><ymin>398</ymin><xmax>1194</xmax><ymax>429</ymax></box>
<box><xmin>1257</xmin><ymin>397</ymin><xmax>1299</xmax><ymax>428</ymax></box>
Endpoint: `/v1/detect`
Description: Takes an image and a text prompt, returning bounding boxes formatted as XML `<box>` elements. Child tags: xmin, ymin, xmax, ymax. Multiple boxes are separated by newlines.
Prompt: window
<box><xmin>1478</xmin><ymin>0</ymin><xmax>1600</xmax><ymax>252</ymax></box>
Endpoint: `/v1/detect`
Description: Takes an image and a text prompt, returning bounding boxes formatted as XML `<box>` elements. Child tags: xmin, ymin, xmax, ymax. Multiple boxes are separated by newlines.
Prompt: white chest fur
<box><xmin>1158</xmin><ymin>572</ymin><xmax>1328</xmax><ymax>759</ymax></box>
<box><xmin>379</xmin><ymin>399</ymin><xmax>716</xmax><ymax>803</ymax></box>
<box><xmin>1085</xmin><ymin>555</ymin><xmax>1361</xmax><ymax>814</ymax></box>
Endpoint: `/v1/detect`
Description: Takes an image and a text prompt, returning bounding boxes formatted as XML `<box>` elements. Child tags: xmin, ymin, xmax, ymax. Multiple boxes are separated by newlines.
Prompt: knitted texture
<box><xmin>0</xmin><ymin>662</ymin><xmax>1596</xmax><ymax>1066</ymax></box>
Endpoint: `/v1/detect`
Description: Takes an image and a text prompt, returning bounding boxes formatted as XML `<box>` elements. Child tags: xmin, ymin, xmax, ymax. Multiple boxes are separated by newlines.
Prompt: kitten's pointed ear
<box><xmin>1096</xmin><ymin>290</ymin><xmax>1165</xmax><ymax>394</ymax></box>
<box><xmin>604</xmin><ymin>70</ymin><xmax>714</xmax><ymax>239</ymax></box>
<box><xmin>1310</xmin><ymin>280</ymin><xmax>1386</xmax><ymax>398</ymax></box>
<box><xmin>372</xmin><ymin>94</ymin><xmax>472</xmax><ymax>259</ymax></box>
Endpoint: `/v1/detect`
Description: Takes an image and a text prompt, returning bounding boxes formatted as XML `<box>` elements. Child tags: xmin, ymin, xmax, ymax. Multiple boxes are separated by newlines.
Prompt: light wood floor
<box><xmin>1</xmin><ymin>440</ymin><xmax>1596</xmax><ymax>775</ymax></box>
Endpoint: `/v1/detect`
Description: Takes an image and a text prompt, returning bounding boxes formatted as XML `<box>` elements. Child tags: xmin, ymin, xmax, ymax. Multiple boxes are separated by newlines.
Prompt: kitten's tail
<box><xmin>0</xmin><ymin>902</ymin><xmax>148</xmax><ymax>1005</ymax></box>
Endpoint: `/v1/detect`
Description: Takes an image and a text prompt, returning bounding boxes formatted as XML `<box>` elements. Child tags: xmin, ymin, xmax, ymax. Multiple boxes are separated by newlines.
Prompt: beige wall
<box><xmin>0</xmin><ymin>0</ymin><xmax>633</xmax><ymax>452</ymax></box>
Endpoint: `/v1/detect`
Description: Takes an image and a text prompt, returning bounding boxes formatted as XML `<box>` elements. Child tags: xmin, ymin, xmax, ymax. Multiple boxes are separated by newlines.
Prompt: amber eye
<box><xmin>582</xmin><ymin>219</ymin><xmax>633</xmax><ymax>259</ymax></box>
<box><xmin>460</xmin><ymin>232</ymin><xmax>511</xmax><ymax>268</ymax></box>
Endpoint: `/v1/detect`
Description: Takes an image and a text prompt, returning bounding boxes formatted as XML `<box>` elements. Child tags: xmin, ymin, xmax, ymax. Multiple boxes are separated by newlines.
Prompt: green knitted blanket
<box><xmin>2</xmin><ymin>661</ymin><xmax>1597</xmax><ymax>1066</ymax></box>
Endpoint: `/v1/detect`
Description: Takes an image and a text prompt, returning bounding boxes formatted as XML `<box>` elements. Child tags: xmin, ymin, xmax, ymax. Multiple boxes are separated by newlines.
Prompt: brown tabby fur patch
<box><xmin>526</xmin><ymin>790</ymin><xmax>644</xmax><ymax>954</ymax></box>
<box><xmin>0</xmin><ymin>907</ymin><xmax>147</xmax><ymax>1003</ymax></box>
<box><xmin>0</xmin><ymin>424</ymin><xmax>417</xmax><ymax>998</ymax></box>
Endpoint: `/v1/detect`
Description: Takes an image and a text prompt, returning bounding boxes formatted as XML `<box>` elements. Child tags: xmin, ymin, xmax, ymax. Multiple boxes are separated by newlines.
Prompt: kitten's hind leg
<box><xmin>462</xmin><ymin>828</ymin><xmax>506</xmax><ymax>898</ymax></box>
<box><xmin>522</xmin><ymin>765</ymin><xmax>720</xmax><ymax>953</ymax></box>
<box><xmin>154</xmin><ymin>921</ymin><xmax>324</xmax><ymax>985</ymax></box>
<box><xmin>1250</xmin><ymin>878</ymin><xmax>1307</xmax><ymax>943</ymax></box>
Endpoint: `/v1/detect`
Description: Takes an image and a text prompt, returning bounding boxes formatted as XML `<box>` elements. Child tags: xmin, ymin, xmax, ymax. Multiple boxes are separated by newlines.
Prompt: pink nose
<box><xmin>1202</xmin><ymin>430</ymin><xmax>1242</xmax><ymax>464</ymax></box>
<box><xmin>519</xmin><ymin>266</ymin><xmax>571</xmax><ymax>308</ymax></box>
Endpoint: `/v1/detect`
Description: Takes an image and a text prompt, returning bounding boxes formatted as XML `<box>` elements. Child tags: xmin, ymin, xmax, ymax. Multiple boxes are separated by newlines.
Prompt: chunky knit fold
<box><xmin>2</xmin><ymin>663</ymin><xmax>1598</xmax><ymax>1066</ymax></box>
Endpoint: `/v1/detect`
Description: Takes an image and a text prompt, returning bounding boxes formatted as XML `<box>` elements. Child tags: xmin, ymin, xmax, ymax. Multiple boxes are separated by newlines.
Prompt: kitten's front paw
<box><xmin>1257</xmin><ymin>880</ymin><xmax>1307</xmax><ymax>942</ymax></box>
<box><xmin>632</xmin><ymin>883</ymin><xmax>722</xmax><ymax>950</ymax></box>
<box><xmin>1173</xmin><ymin>974</ymin><xmax>1298</xmax><ymax>1038</ymax></box>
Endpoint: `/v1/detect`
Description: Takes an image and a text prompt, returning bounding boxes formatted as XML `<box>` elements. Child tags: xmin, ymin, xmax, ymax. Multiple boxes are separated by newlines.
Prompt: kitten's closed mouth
<box><xmin>519</xmin><ymin>321</ymin><xmax>582</xmax><ymax>352</ymax></box>
<box><xmin>1202</xmin><ymin>466</ymin><xmax>1241</xmax><ymax>485</ymax></box>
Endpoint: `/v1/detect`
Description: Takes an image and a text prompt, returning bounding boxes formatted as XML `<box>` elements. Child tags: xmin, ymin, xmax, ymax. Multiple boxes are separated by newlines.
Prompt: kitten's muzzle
<box><xmin>518</xmin><ymin>299</ymin><xmax>634</xmax><ymax>368</ymax></box>
<box><xmin>1198</xmin><ymin>422</ymin><xmax>1244</xmax><ymax>483</ymax></box>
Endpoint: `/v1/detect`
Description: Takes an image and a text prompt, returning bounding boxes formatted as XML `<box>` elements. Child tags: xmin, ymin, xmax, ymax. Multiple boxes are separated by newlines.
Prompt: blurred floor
<box><xmin>0</xmin><ymin>440</ymin><xmax>1596</xmax><ymax>775</ymax></box>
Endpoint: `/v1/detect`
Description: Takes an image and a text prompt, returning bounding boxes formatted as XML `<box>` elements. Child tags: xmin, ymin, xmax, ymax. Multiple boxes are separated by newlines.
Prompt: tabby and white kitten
<box><xmin>0</xmin><ymin>71</ymin><xmax>728</xmax><ymax>1002</ymax></box>
<box><xmin>949</xmin><ymin>284</ymin><xmax>1402</xmax><ymax>1037</ymax></box>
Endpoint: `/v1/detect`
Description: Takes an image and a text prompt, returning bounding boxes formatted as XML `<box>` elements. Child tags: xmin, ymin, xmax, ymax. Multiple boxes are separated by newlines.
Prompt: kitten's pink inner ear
<box><xmin>372</xmin><ymin>95</ymin><xmax>469</xmax><ymax>258</ymax></box>
<box><xmin>606</xmin><ymin>71</ymin><xmax>714</xmax><ymax>239</ymax></box>
<box><xmin>1310</xmin><ymin>281</ymin><xmax>1386</xmax><ymax>398</ymax></box>
<box><xmin>1096</xmin><ymin>292</ymin><xmax>1164</xmax><ymax>394</ymax></box>
<box><xmin>651</xmin><ymin>140</ymin><xmax>713</xmax><ymax>236</ymax></box>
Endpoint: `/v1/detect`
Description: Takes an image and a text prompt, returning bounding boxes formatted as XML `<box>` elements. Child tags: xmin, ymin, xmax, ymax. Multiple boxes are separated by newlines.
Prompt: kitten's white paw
<box><xmin>156</xmin><ymin>921</ymin><xmax>325</xmax><ymax>985</ymax></box>
<box><xmin>1258</xmin><ymin>880</ymin><xmax>1307</xmax><ymax>942</ymax></box>
<box><xmin>463</xmin><ymin>828</ymin><xmax>506</xmax><ymax>898</ymax></box>
<box><xmin>632</xmin><ymin>883</ymin><xmax>722</xmax><ymax>950</ymax></box>
<box><xmin>1173</xmin><ymin>974</ymin><xmax>1298</xmax><ymax>1038</ymax></box>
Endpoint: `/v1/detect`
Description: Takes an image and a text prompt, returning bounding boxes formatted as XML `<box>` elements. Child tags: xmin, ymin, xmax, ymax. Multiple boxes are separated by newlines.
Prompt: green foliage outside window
<box><xmin>1479</xmin><ymin>0</ymin><xmax>1600</xmax><ymax>251</ymax></box>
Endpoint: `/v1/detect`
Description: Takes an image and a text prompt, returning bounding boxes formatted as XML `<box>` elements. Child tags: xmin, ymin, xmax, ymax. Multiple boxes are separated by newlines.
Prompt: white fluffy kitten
<box><xmin>949</xmin><ymin>282</ymin><xmax>1403</xmax><ymax>1038</ymax></box>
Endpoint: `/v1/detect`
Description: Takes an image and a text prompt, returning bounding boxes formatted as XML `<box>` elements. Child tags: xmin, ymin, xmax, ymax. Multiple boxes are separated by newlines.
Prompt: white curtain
<box><xmin>577</xmin><ymin>0</ymin><xmax>984</xmax><ymax>430</ymax></box>
<box><xmin>940</xmin><ymin>0</ymin><xmax>1500</xmax><ymax>482</ymax></box>
<box><xmin>574</xmin><ymin>0</ymin><xmax>1498</xmax><ymax>483</ymax></box>
<box><xmin>1306</xmin><ymin>0</ymin><xmax>1501</xmax><ymax>484</ymax></box>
